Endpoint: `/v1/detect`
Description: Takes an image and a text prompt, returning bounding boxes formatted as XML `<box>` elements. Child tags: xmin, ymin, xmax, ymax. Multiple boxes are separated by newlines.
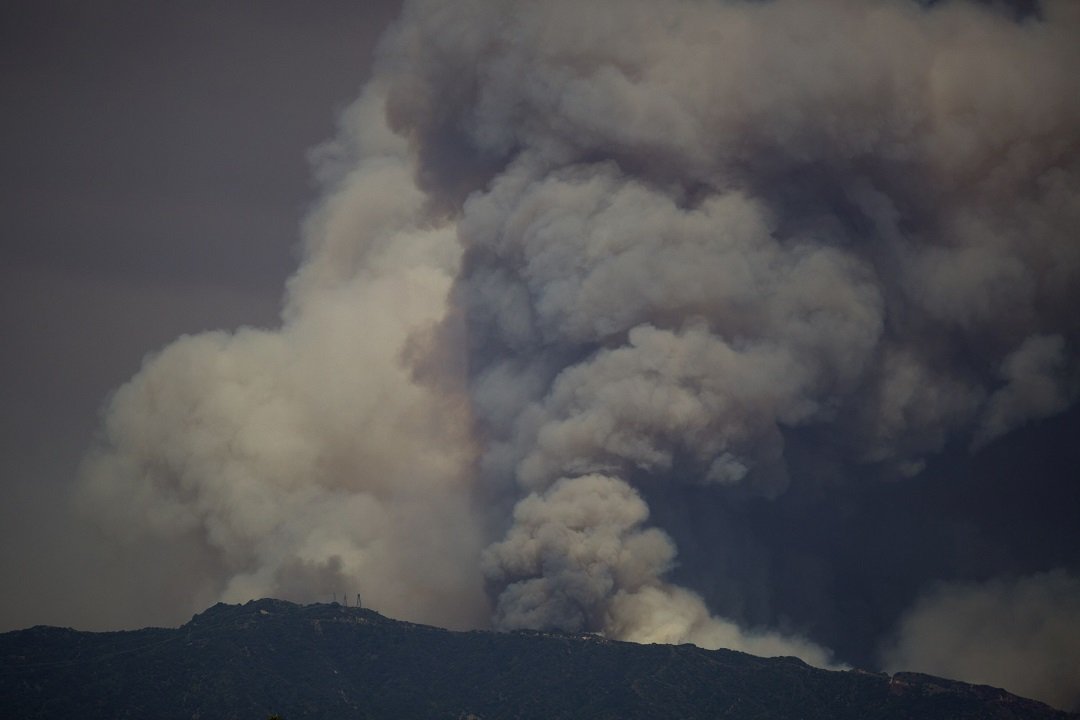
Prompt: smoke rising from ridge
<box><xmin>79</xmin><ymin>136</ymin><xmax>490</xmax><ymax>630</ymax></box>
<box><xmin>883</xmin><ymin>570</ymin><xmax>1080</xmax><ymax>711</ymax></box>
<box><xmin>77</xmin><ymin>0</ymin><xmax>1079</xmax><ymax>702</ymax></box>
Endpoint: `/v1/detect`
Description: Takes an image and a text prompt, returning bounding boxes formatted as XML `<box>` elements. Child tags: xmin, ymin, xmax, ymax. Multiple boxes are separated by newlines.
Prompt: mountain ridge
<box><xmin>2</xmin><ymin>597</ymin><xmax>1074</xmax><ymax>719</ymax></box>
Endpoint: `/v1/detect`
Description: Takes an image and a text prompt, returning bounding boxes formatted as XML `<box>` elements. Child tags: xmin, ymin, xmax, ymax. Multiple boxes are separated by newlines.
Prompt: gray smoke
<box><xmin>883</xmin><ymin>570</ymin><xmax>1080</xmax><ymax>711</ymax></box>
<box><xmin>77</xmin><ymin>0</ymin><xmax>1079</xmax><ymax>701</ymax></box>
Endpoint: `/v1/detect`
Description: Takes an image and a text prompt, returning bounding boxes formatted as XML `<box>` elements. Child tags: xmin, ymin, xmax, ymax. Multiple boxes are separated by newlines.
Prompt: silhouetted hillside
<box><xmin>1</xmin><ymin>598</ymin><xmax>1074</xmax><ymax>719</ymax></box>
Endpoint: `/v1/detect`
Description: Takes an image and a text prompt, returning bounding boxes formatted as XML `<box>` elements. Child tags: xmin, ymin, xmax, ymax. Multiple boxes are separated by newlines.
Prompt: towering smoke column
<box><xmin>79</xmin><ymin>101</ymin><xmax>492</xmax><ymax>631</ymax></box>
<box><xmin>79</xmin><ymin>0</ymin><xmax>1079</xmax><ymax>684</ymax></box>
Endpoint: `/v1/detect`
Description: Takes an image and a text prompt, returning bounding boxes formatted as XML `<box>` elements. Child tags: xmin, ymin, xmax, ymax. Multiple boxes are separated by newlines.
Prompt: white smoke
<box><xmin>77</xmin><ymin>0</ymin><xmax>1079</xmax><ymax>678</ymax></box>
<box><xmin>78</xmin><ymin>101</ymin><xmax>489</xmax><ymax>630</ymax></box>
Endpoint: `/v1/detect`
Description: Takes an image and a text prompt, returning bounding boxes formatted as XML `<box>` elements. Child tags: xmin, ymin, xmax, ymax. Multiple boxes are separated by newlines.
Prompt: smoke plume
<box><xmin>78</xmin><ymin>0</ymin><xmax>1079</xmax><ymax>695</ymax></box>
<box><xmin>883</xmin><ymin>570</ymin><xmax>1080</xmax><ymax>711</ymax></box>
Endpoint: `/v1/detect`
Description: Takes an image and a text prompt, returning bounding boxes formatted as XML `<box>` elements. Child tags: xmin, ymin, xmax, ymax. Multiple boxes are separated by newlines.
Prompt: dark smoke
<box><xmin>76</xmin><ymin>0</ymin><xmax>1080</xmax><ymax>707</ymax></box>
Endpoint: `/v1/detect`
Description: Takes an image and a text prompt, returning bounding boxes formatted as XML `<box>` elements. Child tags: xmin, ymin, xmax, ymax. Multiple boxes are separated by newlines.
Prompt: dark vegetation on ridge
<box><xmin>1</xmin><ymin>598</ymin><xmax>1075</xmax><ymax>719</ymax></box>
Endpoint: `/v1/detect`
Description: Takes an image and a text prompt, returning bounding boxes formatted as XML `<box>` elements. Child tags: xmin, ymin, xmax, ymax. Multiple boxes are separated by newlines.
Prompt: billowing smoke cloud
<box><xmin>77</xmin><ymin>0</ymin><xmax>1078</xmax><ymax>691</ymax></box>
<box><xmin>973</xmin><ymin>333</ymin><xmax>1075</xmax><ymax>448</ymax></box>
<box><xmin>482</xmin><ymin>473</ymin><xmax>834</xmax><ymax>665</ymax></box>
<box><xmin>882</xmin><ymin>570</ymin><xmax>1080</xmax><ymax>711</ymax></box>
<box><xmin>78</xmin><ymin>113</ymin><xmax>490</xmax><ymax>630</ymax></box>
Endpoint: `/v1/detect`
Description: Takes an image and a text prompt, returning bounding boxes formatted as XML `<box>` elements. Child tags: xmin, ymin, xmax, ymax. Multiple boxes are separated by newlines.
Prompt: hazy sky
<box><xmin>2</xmin><ymin>0</ymin><xmax>1078</xmax><ymax>712</ymax></box>
<box><xmin>0</xmin><ymin>0</ymin><xmax>401</xmax><ymax>622</ymax></box>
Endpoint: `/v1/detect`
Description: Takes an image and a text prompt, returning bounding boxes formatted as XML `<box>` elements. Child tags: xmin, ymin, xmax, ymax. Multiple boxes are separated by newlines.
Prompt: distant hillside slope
<box><xmin>1</xmin><ymin>598</ymin><xmax>1074</xmax><ymax>719</ymax></box>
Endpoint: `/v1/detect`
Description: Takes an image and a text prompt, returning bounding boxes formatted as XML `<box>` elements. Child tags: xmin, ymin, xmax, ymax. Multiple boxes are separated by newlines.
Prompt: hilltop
<box><xmin>1</xmin><ymin>598</ymin><xmax>1074</xmax><ymax>719</ymax></box>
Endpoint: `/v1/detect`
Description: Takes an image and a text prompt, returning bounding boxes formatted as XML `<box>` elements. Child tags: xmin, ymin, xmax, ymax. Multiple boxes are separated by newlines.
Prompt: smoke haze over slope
<box><xmin>4</xmin><ymin>0</ymin><xmax>1079</xmax><ymax>710</ymax></box>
